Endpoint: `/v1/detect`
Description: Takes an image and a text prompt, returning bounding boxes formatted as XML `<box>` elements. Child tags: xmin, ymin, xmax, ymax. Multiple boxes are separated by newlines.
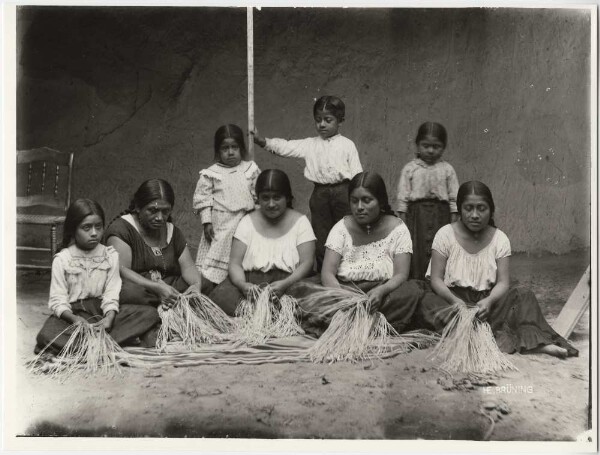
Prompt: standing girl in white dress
<box><xmin>193</xmin><ymin>124</ymin><xmax>260</xmax><ymax>295</ymax></box>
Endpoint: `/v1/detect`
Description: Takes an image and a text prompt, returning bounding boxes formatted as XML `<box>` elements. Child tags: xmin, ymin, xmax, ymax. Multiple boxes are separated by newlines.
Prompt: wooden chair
<box><xmin>17</xmin><ymin>147</ymin><xmax>74</xmax><ymax>269</ymax></box>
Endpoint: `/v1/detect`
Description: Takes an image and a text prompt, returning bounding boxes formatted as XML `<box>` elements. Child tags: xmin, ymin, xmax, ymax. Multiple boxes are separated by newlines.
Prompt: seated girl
<box><xmin>420</xmin><ymin>180</ymin><xmax>578</xmax><ymax>358</ymax></box>
<box><xmin>209</xmin><ymin>169</ymin><xmax>316</xmax><ymax>316</ymax></box>
<box><xmin>35</xmin><ymin>199</ymin><xmax>159</xmax><ymax>354</ymax></box>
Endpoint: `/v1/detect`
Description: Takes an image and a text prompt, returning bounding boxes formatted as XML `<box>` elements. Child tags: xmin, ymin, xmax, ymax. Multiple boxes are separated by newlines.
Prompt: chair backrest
<box><xmin>17</xmin><ymin>147</ymin><xmax>74</xmax><ymax>213</ymax></box>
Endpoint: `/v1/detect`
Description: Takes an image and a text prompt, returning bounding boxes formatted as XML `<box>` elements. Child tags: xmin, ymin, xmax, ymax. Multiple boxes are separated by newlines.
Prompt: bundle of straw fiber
<box><xmin>299</xmin><ymin>284</ymin><xmax>438</xmax><ymax>363</ymax></box>
<box><xmin>235</xmin><ymin>284</ymin><xmax>305</xmax><ymax>346</ymax></box>
<box><xmin>156</xmin><ymin>288</ymin><xmax>235</xmax><ymax>351</ymax></box>
<box><xmin>29</xmin><ymin>321</ymin><xmax>125</xmax><ymax>380</ymax></box>
<box><xmin>430</xmin><ymin>302</ymin><xmax>517</xmax><ymax>374</ymax></box>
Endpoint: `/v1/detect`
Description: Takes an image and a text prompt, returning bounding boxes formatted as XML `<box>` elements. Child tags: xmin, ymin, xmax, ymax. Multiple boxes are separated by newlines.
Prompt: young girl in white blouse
<box><xmin>35</xmin><ymin>199</ymin><xmax>159</xmax><ymax>354</ymax></box>
<box><xmin>209</xmin><ymin>169</ymin><xmax>316</xmax><ymax>316</ymax></box>
<box><xmin>252</xmin><ymin>96</ymin><xmax>363</xmax><ymax>271</ymax></box>
<box><xmin>395</xmin><ymin>122</ymin><xmax>459</xmax><ymax>280</ymax></box>
<box><xmin>193</xmin><ymin>124</ymin><xmax>260</xmax><ymax>295</ymax></box>
<box><xmin>420</xmin><ymin>181</ymin><xmax>577</xmax><ymax>358</ymax></box>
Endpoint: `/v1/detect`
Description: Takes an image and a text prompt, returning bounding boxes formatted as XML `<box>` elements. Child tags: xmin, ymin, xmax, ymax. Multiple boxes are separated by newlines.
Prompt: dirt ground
<box><xmin>11</xmin><ymin>250</ymin><xmax>591</xmax><ymax>441</ymax></box>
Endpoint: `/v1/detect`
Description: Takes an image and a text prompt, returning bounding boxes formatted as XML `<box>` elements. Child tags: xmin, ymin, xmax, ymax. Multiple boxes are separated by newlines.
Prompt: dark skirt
<box><xmin>294</xmin><ymin>278</ymin><xmax>427</xmax><ymax>337</ymax></box>
<box><xmin>35</xmin><ymin>298</ymin><xmax>160</xmax><ymax>355</ymax></box>
<box><xmin>406</xmin><ymin>199</ymin><xmax>451</xmax><ymax>280</ymax></box>
<box><xmin>209</xmin><ymin>269</ymin><xmax>308</xmax><ymax>317</ymax></box>
<box><xmin>417</xmin><ymin>284</ymin><xmax>578</xmax><ymax>356</ymax></box>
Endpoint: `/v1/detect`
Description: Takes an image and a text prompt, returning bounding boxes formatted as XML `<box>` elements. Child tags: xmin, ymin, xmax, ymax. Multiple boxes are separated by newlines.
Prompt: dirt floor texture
<box><xmin>13</xmin><ymin>250</ymin><xmax>591</xmax><ymax>441</ymax></box>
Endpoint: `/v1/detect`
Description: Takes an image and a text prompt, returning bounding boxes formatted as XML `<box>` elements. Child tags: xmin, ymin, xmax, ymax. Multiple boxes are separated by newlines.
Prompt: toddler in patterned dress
<box><xmin>193</xmin><ymin>124</ymin><xmax>260</xmax><ymax>295</ymax></box>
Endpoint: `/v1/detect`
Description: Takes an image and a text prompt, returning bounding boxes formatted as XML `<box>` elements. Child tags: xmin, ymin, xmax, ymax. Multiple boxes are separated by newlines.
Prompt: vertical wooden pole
<box><xmin>247</xmin><ymin>6</ymin><xmax>255</xmax><ymax>160</ymax></box>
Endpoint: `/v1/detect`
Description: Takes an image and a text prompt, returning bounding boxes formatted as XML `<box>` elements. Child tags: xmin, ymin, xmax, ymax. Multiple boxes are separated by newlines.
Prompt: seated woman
<box><xmin>209</xmin><ymin>169</ymin><xmax>316</xmax><ymax>316</ymax></box>
<box><xmin>420</xmin><ymin>180</ymin><xmax>578</xmax><ymax>358</ymax></box>
<box><xmin>104</xmin><ymin>179</ymin><xmax>201</xmax><ymax>346</ymax></box>
<box><xmin>307</xmin><ymin>171</ymin><xmax>424</xmax><ymax>333</ymax></box>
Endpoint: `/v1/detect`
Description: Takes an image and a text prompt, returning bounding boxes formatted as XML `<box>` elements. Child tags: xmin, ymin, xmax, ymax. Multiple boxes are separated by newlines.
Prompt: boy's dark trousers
<box><xmin>309</xmin><ymin>180</ymin><xmax>351</xmax><ymax>271</ymax></box>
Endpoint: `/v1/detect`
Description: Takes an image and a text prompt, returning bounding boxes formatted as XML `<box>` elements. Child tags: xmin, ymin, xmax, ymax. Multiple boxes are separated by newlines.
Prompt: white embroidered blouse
<box><xmin>48</xmin><ymin>244</ymin><xmax>121</xmax><ymax>318</ymax></box>
<box><xmin>234</xmin><ymin>214</ymin><xmax>316</xmax><ymax>273</ymax></box>
<box><xmin>264</xmin><ymin>134</ymin><xmax>362</xmax><ymax>184</ymax></box>
<box><xmin>394</xmin><ymin>158</ymin><xmax>459</xmax><ymax>213</ymax></box>
<box><xmin>193</xmin><ymin>160</ymin><xmax>260</xmax><ymax>224</ymax></box>
<box><xmin>325</xmin><ymin>217</ymin><xmax>413</xmax><ymax>282</ymax></box>
<box><xmin>425</xmin><ymin>224</ymin><xmax>512</xmax><ymax>291</ymax></box>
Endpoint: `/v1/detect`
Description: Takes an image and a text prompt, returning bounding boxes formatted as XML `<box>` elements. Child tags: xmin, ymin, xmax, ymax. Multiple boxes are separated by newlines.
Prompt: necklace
<box><xmin>363</xmin><ymin>214</ymin><xmax>383</xmax><ymax>235</ymax></box>
<box><xmin>135</xmin><ymin>216</ymin><xmax>168</xmax><ymax>277</ymax></box>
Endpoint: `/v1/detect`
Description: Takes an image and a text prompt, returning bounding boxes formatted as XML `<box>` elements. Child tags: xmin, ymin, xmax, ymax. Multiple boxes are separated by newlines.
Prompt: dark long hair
<box><xmin>313</xmin><ymin>96</ymin><xmax>345</xmax><ymax>122</ymax></box>
<box><xmin>61</xmin><ymin>199</ymin><xmax>105</xmax><ymax>251</ymax></box>
<box><xmin>415</xmin><ymin>122</ymin><xmax>448</xmax><ymax>147</ymax></box>
<box><xmin>214</xmin><ymin>124</ymin><xmax>248</xmax><ymax>162</ymax></box>
<box><xmin>457</xmin><ymin>180</ymin><xmax>496</xmax><ymax>227</ymax></box>
<box><xmin>255</xmin><ymin>169</ymin><xmax>294</xmax><ymax>208</ymax></box>
<box><xmin>348</xmin><ymin>171</ymin><xmax>395</xmax><ymax>215</ymax></box>
<box><xmin>107</xmin><ymin>179</ymin><xmax>175</xmax><ymax>229</ymax></box>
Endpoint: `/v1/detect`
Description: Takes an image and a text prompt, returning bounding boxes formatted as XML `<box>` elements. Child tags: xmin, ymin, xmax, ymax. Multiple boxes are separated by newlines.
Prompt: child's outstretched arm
<box><xmin>251</xmin><ymin>128</ymin><xmax>266</xmax><ymax>148</ymax></box>
<box><xmin>251</xmin><ymin>128</ymin><xmax>307</xmax><ymax>159</ymax></box>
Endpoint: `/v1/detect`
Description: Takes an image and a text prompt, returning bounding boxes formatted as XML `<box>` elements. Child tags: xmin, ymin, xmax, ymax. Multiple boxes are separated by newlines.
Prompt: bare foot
<box><xmin>527</xmin><ymin>344</ymin><xmax>568</xmax><ymax>359</ymax></box>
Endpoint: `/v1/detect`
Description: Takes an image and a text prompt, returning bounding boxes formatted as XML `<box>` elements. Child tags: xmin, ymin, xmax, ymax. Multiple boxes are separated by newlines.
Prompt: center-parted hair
<box><xmin>214</xmin><ymin>124</ymin><xmax>248</xmax><ymax>162</ymax></box>
<box><xmin>61</xmin><ymin>198</ymin><xmax>105</xmax><ymax>251</ymax></box>
<box><xmin>255</xmin><ymin>169</ymin><xmax>294</xmax><ymax>208</ymax></box>
<box><xmin>415</xmin><ymin>122</ymin><xmax>448</xmax><ymax>147</ymax></box>
<box><xmin>457</xmin><ymin>180</ymin><xmax>496</xmax><ymax>227</ymax></box>
<box><xmin>348</xmin><ymin>171</ymin><xmax>394</xmax><ymax>215</ymax></box>
<box><xmin>313</xmin><ymin>96</ymin><xmax>345</xmax><ymax>122</ymax></box>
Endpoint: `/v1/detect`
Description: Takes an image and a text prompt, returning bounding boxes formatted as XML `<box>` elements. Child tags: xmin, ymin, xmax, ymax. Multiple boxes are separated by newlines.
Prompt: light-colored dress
<box><xmin>234</xmin><ymin>214</ymin><xmax>316</xmax><ymax>273</ymax></box>
<box><xmin>425</xmin><ymin>224</ymin><xmax>511</xmax><ymax>291</ymax></box>
<box><xmin>324</xmin><ymin>217</ymin><xmax>412</xmax><ymax>282</ymax></box>
<box><xmin>193</xmin><ymin>160</ymin><xmax>260</xmax><ymax>284</ymax></box>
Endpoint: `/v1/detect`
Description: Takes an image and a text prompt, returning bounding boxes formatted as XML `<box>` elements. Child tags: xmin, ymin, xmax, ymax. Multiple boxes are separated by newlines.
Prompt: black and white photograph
<box><xmin>3</xmin><ymin>1</ymin><xmax>597</xmax><ymax>450</ymax></box>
